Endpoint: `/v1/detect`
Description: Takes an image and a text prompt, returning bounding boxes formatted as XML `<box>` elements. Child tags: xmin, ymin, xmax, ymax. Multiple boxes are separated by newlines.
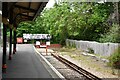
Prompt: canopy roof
<box><xmin>2</xmin><ymin>2</ymin><xmax>48</xmax><ymax>25</ymax></box>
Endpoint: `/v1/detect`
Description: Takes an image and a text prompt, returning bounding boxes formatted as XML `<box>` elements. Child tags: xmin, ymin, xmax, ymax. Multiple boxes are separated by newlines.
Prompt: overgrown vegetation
<box><xmin>16</xmin><ymin>2</ymin><xmax>120</xmax><ymax>44</ymax></box>
<box><xmin>88</xmin><ymin>48</ymin><xmax>94</xmax><ymax>54</ymax></box>
<box><xmin>108</xmin><ymin>46</ymin><xmax>120</xmax><ymax>69</ymax></box>
<box><xmin>17</xmin><ymin>21</ymin><xmax>35</xmax><ymax>37</ymax></box>
<box><xmin>99</xmin><ymin>24</ymin><xmax>120</xmax><ymax>43</ymax></box>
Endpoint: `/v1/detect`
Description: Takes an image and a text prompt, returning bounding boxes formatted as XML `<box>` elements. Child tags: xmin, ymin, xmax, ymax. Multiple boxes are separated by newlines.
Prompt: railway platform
<box><xmin>2</xmin><ymin>44</ymin><xmax>62</xmax><ymax>79</ymax></box>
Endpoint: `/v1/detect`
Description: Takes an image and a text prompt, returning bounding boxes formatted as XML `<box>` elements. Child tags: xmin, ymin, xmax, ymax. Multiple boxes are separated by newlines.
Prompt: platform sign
<box><xmin>46</xmin><ymin>41</ymin><xmax>50</xmax><ymax>46</ymax></box>
<box><xmin>36</xmin><ymin>41</ymin><xmax>40</xmax><ymax>45</ymax></box>
<box><xmin>23</xmin><ymin>34</ymin><xmax>51</xmax><ymax>40</ymax></box>
<box><xmin>17</xmin><ymin>38</ymin><xmax>23</xmax><ymax>43</ymax></box>
<box><xmin>24</xmin><ymin>40</ymin><xmax>27</xmax><ymax>42</ymax></box>
<box><xmin>23</xmin><ymin>34</ymin><xmax>31</xmax><ymax>39</ymax></box>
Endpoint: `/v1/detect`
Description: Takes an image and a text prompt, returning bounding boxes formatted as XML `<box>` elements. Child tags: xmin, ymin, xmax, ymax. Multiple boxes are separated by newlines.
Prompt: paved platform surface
<box><xmin>0</xmin><ymin>43</ymin><xmax>12</xmax><ymax>79</ymax></box>
<box><xmin>2</xmin><ymin>44</ymin><xmax>53</xmax><ymax>79</ymax></box>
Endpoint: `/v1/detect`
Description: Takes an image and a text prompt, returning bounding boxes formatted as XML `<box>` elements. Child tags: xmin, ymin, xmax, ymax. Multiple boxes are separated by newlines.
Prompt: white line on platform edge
<box><xmin>33</xmin><ymin>46</ymin><xmax>65</xmax><ymax>79</ymax></box>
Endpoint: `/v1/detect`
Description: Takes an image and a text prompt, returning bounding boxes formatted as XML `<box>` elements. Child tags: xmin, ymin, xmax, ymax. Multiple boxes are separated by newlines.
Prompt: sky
<box><xmin>45</xmin><ymin>0</ymin><xmax>56</xmax><ymax>8</ymax></box>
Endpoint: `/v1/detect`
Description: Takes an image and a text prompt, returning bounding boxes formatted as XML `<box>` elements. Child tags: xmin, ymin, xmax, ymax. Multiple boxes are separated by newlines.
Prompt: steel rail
<box><xmin>51</xmin><ymin>53</ymin><xmax>102</xmax><ymax>80</ymax></box>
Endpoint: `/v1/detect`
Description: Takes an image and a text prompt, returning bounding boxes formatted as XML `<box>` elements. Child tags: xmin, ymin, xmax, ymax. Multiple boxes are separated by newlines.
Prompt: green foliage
<box><xmin>99</xmin><ymin>24</ymin><xmax>120</xmax><ymax>43</ymax></box>
<box><xmin>35</xmin><ymin>3</ymin><xmax>70</xmax><ymax>45</ymax></box>
<box><xmin>17</xmin><ymin>21</ymin><xmax>35</xmax><ymax>37</ymax></box>
<box><xmin>17</xmin><ymin>2</ymin><xmax>115</xmax><ymax>44</ymax></box>
<box><xmin>108</xmin><ymin>46</ymin><xmax>120</xmax><ymax>69</ymax></box>
<box><xmin>88</xmin><ymin>48</ymin><xmax>94</xmax><ymax>54</ymax></box>
<box><xmin>35</xmin><ymin>2</ymin><xmax>114</xmax><ymax>44</ymax></box>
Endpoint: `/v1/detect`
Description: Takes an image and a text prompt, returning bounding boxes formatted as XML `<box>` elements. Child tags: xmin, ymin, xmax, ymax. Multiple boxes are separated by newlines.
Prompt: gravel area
<box><xmin>36</xmin><ymin>48</ymin><xmax>88</xmax><ymax>80</ymax></box>
<box><xmin>60</xmin><ymin>54</ymin><xmax>119</xmax><ymax>79</ymax></box>
<box><xmin>36</xmin><ymin>48</ymin><xmax>120</xmax><ymax>80</ymax></box>
<box><xmin>44</xmin><ymin>55</ymin><xmax>87</xmax><ymax>80</ymax></box>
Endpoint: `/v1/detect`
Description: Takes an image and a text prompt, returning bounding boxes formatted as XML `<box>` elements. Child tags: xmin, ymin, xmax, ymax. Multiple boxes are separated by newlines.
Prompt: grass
<box><xmin>52</xmin><ymin>47</ymin><xmax>77</xmax><ymax>53</ymax></box>
<box><xmin>58</xmin><ymin>47</ymin><xmax>119</xmax><ymax>77</ymax></box>
<box><xmin>94</xmin><ymin>53</ymin><xmax>109</xmax><ymax>59</ymax></box>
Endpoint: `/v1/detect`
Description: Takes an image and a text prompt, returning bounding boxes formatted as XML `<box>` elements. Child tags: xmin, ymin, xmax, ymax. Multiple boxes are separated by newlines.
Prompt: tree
<box><xmin>17</xmin><ymin>2</ymin><xmax>116</xmax><ymax>44</ymax></box>
<box><xmin>17</xmin><ymin>21</ymin><xmax>34</xmax><ymax>37</ymax></box>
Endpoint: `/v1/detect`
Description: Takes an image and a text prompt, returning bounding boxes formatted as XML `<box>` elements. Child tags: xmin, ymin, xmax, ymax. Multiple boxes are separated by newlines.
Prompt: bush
<box><xmin>108</xmin><ymin>46</ymin><xmax>120</xmax><ymax>69</ymax></box>
<box><xmin>99</xmin><ymin>24</ymin><xmax>120</xmax><ymax>43</ymax></box>
<box><xmin>88</xmin><ymin>48</ymin><xmax>94</xmax><ymax>54</ymax></box>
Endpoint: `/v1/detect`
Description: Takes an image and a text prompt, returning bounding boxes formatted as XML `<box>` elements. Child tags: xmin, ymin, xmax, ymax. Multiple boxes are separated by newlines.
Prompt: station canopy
<box><xmin>2</xmin><ymin>2</ymin><xmax>48</xmax><ymax>25</ymax></box>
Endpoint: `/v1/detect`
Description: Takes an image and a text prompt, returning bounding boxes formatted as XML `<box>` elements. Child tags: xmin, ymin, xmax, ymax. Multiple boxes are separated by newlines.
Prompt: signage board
<box><xmin>36</xmin><ymin>41</ymin><xmax>40</xmax><ymax>45</ymax></box>
<box><xmin>23</xmin><ymin>34</ymin><xmax>51</xmax><ymax>40</ymax></box>
<box><xmin>46</xmin><ymin>41</ymin><xmax>50</xmax><ymax>46</ymax></box>
<box><xmin>17</xmin><ymin>38</ymin><xmax>23</xmax><ymax>43</ymax></box>
<box><xmin>24</xmin><ymin>40</ymin><xmax>27</xmax><ymax>42</ymax></box>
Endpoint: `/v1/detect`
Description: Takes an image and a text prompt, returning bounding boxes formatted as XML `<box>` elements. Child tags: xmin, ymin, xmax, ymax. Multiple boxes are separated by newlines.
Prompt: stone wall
<box><xmin>66</xmin><ymin>39</ymin><xmax>119</xmax><ymax>56</ymax></box>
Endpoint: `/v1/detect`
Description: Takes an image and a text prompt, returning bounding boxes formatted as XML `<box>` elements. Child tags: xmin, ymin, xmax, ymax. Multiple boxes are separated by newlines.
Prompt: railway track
<box><xmin>51</xmin><ymin>53</ymin><xmax>102</xmax><ymax>80</ymax></box>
